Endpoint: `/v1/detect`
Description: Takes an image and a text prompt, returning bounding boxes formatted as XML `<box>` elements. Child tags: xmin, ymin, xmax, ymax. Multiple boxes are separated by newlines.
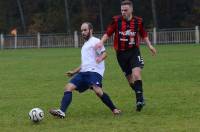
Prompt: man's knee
<box><xmin>132</xmin><ymin>68</ymin><xmax>142</xmax><ymax>80</ymax></box>
<box><xmin>93</xmin><ymin>87</ymin><xmax>103</xmax><ymax>97</ymax></box>
<box><xmin>64</xmin><ymin>83</ymin><xmax>76</xmax><ymax>92</ymax></box>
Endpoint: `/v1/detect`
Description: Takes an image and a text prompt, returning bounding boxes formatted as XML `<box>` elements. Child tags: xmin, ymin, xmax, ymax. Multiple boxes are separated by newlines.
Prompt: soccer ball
<box><xmin>28</xmin><ymin>108</ymin><xmax>44</xmax><ymax>122</ymax></box>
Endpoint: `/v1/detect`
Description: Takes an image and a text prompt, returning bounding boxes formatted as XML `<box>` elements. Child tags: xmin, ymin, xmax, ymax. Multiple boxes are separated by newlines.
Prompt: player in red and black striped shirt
<box><xmin>96</xmin><ymin>0</ymin><xmax>156</xmax><ymax>112</ymax></box>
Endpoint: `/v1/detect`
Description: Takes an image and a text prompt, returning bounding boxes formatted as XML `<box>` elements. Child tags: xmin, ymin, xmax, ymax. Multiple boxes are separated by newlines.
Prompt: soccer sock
<box><xmin>60</xmin><ymin>91</ymin><xmax>72</xmax><ymax>113</ymax></box>
<box><xmin>100</xmin><ymin>92</ymin><xmax>116</xmax><ymax>111</ymax></box>
<box><xmin>131</xmin><ymin>80</ymin><xmax>144</xmax><ymax>102</ymax></box>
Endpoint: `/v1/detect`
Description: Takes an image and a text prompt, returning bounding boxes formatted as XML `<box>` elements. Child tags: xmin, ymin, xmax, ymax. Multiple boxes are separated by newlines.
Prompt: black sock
<box><xmin>131</xmin><ymin>80</ymin><xmax>144</xmax><ymax>102</ymax></box>
<box><xmin>60</xmin><ymin>91</ymin><xmax>72</xmax><ymax>112</ymax></box>
<box><xmin>100</xmin><ymin>92</ymin><xmax>116</xmax><ymax>111</ymax></box>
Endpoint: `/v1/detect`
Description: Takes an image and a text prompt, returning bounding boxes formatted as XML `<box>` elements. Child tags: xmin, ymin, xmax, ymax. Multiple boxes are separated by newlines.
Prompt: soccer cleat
<box><xmin>136</xmin><ymin>101</ymin><xmax>145</xmax><ymax>112</ymax></box>
<box><xmin>49</xmin><ymin>109</ymin><xmax>65</xmax><ymax>118</ymax></box>
<box><xmin>112</xmin><ymin>109</ymin><xmax>122</xmax><ymax>115</ymax></box>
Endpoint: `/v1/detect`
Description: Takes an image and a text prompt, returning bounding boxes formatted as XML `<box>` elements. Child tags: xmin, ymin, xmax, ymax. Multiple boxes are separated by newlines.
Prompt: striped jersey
<box><xmin>105</xmin><ymin>15</ymin><xmax>147</xmax><ymax>51</ymax></box>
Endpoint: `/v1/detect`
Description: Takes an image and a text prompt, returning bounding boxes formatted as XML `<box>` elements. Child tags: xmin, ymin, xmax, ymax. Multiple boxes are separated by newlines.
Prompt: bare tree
<box><xmin>151</xmin><ymin>0</ymin><xmax>158</xmax><ymax>28</ymax></box>
<box><xmin>16</xmin><ymin>0</ymin><xmax>26</xmax><ymax>32</ymax></box>
<box><xmin>64</xmin><ymin>0</ymin><xmax>71</xmax><ymax>33</ymax></box>
<box><xmin>99</xmin><ymin>0</ymin><xmax>104</xmax><ymax>33</ymax></box>
<box><xmin>81</xmin><ymin>0</ymin><xmax>87</xmax><ymax>19</ymax></box>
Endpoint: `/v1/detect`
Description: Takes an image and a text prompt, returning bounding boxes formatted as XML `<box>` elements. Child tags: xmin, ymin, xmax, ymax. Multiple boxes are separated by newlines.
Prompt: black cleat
<box><xmin>136</xmin><ymin>101</ymin><xmax>145</xmax><ymax>112</ymax></box>
<box><xmin>49</xmin><ymin>109</ymin><xmax>65</xmax><ymax>118</ymax></box>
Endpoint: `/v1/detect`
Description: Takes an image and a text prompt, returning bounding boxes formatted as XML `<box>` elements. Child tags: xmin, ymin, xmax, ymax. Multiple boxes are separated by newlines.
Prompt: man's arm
<box><xmin>143</xmin><ymin>37</ymin><xmax>157</xmax><ymax>55</ymax></box>
<box><xmin>95</xmin><ymin>34</ymin><xmax>110</xmax><ymax>50</ymax></box>
<box><xmin>101</xmin><ymin>51</ymin><xmax>107</xmax><ymax>60</ymax></box>
<box><xmin>96</xmin><ymin>17</ymin><xmax>116</xmax><ymax>49</ymax></box>
<box><xmin>96</xmin><ymin>51</ymin><xmax>107</xmax><ymax>64</ymax></box>
<box><xmin>138</xmin><ymin>18</ymin><xmax>157</xmax><ymax>56</ymax></box>
<box><xmin>100</xmin><ymin>34</ymin><xmax>110</xmax><ymax>44</ymax></box>
<box><xmin>65</xmin><ymin>66</ymin><xmax>81</xmax><ymax>77</ymax></box>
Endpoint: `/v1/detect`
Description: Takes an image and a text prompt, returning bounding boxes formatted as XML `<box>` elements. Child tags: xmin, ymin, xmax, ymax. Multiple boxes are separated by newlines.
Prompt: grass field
<box><xmin>0</xmin><ymin>44</ymin><xmax>200</xmax><ymax>132</ymax></box>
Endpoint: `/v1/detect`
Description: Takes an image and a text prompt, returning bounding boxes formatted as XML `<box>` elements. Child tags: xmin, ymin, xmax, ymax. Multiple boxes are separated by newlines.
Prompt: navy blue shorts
<box><xmin>116</xmin><ymin>47</ymin><xmax>144</xmax><ymax>76</ymax></box>
<box><xmin>69</xmin><ymin>72</ymin><xmax>103</xmax><ymax>93</ymax></box>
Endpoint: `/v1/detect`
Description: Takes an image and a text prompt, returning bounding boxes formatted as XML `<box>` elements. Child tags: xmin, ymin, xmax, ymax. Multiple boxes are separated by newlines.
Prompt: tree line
<box><xmin>0</xmin><ymin>0</ymin><xmax>199</xmax><ymax>34</ymax></box>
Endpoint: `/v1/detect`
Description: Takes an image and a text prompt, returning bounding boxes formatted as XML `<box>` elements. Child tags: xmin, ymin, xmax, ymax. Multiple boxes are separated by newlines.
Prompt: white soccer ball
<box><xmin>28</xmin><ymin>108</ymin><xmax>44</xmax><ymax>122</ymax></box>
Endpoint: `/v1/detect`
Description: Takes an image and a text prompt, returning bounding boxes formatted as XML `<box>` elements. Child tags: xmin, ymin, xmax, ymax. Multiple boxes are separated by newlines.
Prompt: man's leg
<box><xmin>60</xmin><ymin>83</ymin><xmax>76</xmax><ymax>112</ymax></box>
<box><xmin>93</xmin><ymin>86</ymin><xmax>121</xmax><ymax>115</ymax></box>
<box><xmin>49</xmin><ymin>83</ymin><xmax>76</xmax><ymax>118</ymax></box>
<box><xmin>127</xmin><ymin>67</ymin><xmax>145</xmax><ymax>111</ymax></box>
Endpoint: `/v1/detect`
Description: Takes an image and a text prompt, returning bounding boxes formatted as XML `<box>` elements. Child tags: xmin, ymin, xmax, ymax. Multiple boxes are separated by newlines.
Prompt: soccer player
<box><xmin>49</xmin><ymin>22</ymin><xmax>121</xmax><ymax>118</ymax></box>
<box><xmin>95</xmin><ymin>0</ymin><xmax>157</xmax><ymax>111</ymax></box>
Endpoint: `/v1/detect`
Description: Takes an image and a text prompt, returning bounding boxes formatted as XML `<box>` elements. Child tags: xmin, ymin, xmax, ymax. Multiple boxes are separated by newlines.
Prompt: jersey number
<box><xmin>138</xmin><ymin>56</ymin><xmax>144</xmax><ymax>64</ymax></box>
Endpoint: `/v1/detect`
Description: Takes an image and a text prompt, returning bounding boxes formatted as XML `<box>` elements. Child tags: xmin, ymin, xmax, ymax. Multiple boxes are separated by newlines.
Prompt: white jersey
<box><xmin>80</xmin><ymin>36</ymin><xmax>105</xmax><ymax>77</ymax></box>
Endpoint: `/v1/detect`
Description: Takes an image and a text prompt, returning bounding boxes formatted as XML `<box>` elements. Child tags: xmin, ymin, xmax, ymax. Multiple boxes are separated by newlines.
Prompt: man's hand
<box><xmin>149</xmin><ymin>45</ymin><xmax>157</xmax><ymax>56</ymax></box>
<box><xmin>94</xmin><ymin>41</ymin><xmax>103</xmax><ymax>50</ymax></box>
<box><xmin>65</xmin><ymin>71</ymin><xmax>75</xmax><ymax>77</ymax></box>
<box><xmin>96</xmin><ymin>56</ymin><xmax>103</xmax><ymax>64</ymax></box>
<box><xmin>144</xmin><ymin>37</ymin><xmax>157</xmax><ymax>56</ymax></box>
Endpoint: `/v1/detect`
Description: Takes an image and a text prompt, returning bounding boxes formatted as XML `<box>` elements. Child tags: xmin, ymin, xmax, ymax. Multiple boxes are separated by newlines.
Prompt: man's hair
<box><xmin>121</xmin><ymin>0</ymin><xmax>133</xmax><ymax>7</ymax></box>
<box><xmin>84</xmin><ymin>22</ymin><xmax>93</xmax><ymax>30</ymax></box>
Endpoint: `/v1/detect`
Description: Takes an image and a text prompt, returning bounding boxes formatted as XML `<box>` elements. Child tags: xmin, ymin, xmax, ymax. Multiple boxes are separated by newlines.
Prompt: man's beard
<box><xmin>123</xmin><ymin>14</ymin><xmax>132</xmax><ymax>21</ymax></box>
<box><xmin>83</xmin><ymin>34</ymin><xmax>90</xmax><ymax>40</ymax></box>
<box><xmin>83</xmin><ymin>30</ymin><xmax>91</xmax><ymax>40</ymax></box>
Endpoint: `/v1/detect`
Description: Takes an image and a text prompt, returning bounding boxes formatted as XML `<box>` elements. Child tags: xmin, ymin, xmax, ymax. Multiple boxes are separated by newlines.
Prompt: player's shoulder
<box><xmin>91</xmin><ymin>36</ymin><xmax>100</xmax><ymax>42</ymax></box>
<box><xmin>90</xmin><ymin>37</ymin><xmax>100</xmax><ymax>47</ymax></box>
<box><xmin>134</xmin><ymin>16</ymin><xmax>144</xmax><ymax>22</ymax></box>
<box><xmin>112</xmin><ymin>15</ymin><xmax>122</xmax><ymax>21</ymax></box>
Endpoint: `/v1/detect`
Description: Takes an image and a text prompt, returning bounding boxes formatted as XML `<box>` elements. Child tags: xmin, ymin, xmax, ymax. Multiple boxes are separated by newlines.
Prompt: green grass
<box><xmin>0</xmin><ymin>44</ymin><xmax>200</xmax><ymax>132</ymax></box>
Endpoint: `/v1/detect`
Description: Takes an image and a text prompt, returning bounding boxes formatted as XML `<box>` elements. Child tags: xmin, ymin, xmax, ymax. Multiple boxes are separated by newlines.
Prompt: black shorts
<box><xmin>116</xmin><ymin>48</ymin><xmax>144</xmax><ymax>76</ymax></box>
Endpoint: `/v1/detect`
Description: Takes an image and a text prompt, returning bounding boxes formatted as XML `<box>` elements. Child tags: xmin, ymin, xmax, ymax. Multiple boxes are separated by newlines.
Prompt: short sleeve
<box><xmin>105</xmin><ymin>17</ymin><xmax>116</xmax><ymax>37</ymax></box>
<box><xmin>139</xmin><ymin>20</ymin><xmax>147</xmax><ymax>38</ymax></box>
<box><xmin>100</xmin><ymin>45</ymin><xmax>105</xmax><ymax>52</ymax></box>
<box><xmin>93</xmin><ymin>38</ymin><xmax>105</xmax><ymax>55</ymax></box>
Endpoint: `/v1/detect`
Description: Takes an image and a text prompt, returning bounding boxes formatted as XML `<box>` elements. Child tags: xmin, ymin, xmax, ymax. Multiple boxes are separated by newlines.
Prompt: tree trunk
<box><xmin>81</xmin><ymin>0</ymin><xmax>87</xmax><ymax>19</ymax></box>
<box><xmin>16</xmin><ymin>0</ymin><xmax>26</xmax><ymax>32</ymax></box>
<box><xmin>64</xmin><ymin>0</ymin><xmax>71</xmax><ymax>33</ymax></box>
<box><xmin>151</xmin><ymin>0</ymin><xmax>158</xmax><ymax>28</ymax></box>
<box><xmin>99</xmin><ymin>0</ymin><xmax>104</xmax><ymax>33</ymax></box>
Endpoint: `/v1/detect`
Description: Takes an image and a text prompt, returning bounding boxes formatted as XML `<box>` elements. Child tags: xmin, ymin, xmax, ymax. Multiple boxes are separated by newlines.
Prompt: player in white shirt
<box><xmin>80</xmin><ymin>36</ymin><xmax>105</xmax><ymax>77</ymax></box>
<box><xmin>49</xmin><ymin>22</ymin><xmax>121</xmax><ymax>118</ymax></box>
